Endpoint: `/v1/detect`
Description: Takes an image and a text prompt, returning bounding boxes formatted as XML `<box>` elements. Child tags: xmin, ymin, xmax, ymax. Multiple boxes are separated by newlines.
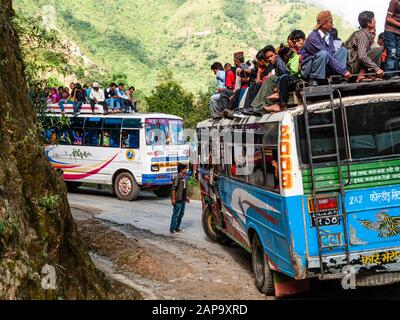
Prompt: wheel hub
<box><xmin>119</xmin><ymin>177</ymin><xmax>132</xmax><ymax>195</ymax></box>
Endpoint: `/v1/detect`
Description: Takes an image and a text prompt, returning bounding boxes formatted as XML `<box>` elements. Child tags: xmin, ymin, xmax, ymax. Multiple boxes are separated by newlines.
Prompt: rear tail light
<box><xmin>308</xmin><ymin>196</ymin><xmax>338</xmax><ymax>212</ymax></box>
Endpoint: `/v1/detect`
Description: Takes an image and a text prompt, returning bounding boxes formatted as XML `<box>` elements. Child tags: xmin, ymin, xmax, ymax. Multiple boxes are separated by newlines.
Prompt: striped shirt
<box><xmin>345</xmin><ymin>29</ymin><xmax>379</xmax><ymax>72</ymax></box>
<box><xmin>385</xmin><ymin>0</ymin><xmax>400</xmax><ymax>35</ymax></box>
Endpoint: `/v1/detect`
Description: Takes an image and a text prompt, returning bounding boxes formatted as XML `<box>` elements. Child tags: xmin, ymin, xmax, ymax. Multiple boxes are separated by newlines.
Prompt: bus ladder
<box><xmin>301</xmin><ymin>84</ymin><xmax>351</xmax><ymax>279</ymax></box>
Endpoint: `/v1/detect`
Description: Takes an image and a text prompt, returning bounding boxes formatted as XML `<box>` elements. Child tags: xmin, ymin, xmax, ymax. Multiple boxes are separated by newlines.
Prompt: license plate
<box><xmin>311</xmin><ymin>211</ymin><xmax>340</xmax><ymax>227</ymax></box>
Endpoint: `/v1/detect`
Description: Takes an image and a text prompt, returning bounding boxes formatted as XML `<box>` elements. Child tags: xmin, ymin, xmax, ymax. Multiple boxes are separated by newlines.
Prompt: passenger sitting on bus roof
<box><xmin>90</xmin><ymin>82</ymin><xmax>109</xmax><ymax>115</ymax></box>
<box><xmin>105</xmin><ymin>83</ymin><xmax>120</xmax><ymax>113</ymax></box>
<box><xmin>301</xmin><ymin>10</ymin><xmax>351</xmax><ymax>86</ymax></box>
<box><xmin>224</xmin><ymin>70</ymin><xmax>251</xmax><ymax>118</ymax></box>
<box><xmin>241</xmin><ymin>50</ymin><xmax>274</xmax><ymax>115</ymax></box>
<box><xmin>264</xmin><ymin>43</ymin><xmax>303</xmax><ymax>113</ymax></box>
<box><xmin>209</xmin><ymin>62</ymin><xmax>226</xmax><ymax>119</ymax></box>
<box><xmin>378</xmin><ymin>33</ymin><xmax>388</xmax><ymax>66</ymax></box>
<box><xmin>287</xmin><ymin>34</ymin><xmax>295</xmax><ymax>50</ymax></box>
<box><xmin>57</xmin><ymin>86</ymin><xmax>64</xmax><ymax>97</ymax></box>
<box><xmin>73</xmin><ymin>83</ymin><xmax>87</xmax><ymax>116</ymax></box>
<box><xmin>50</xmin><ymin>88</ymin><xmax>60</xmax><ymax>104</ymax></box>
<box><xmin>384</xmin><ymin>0</ymin><xmax>400</xmax><ymax>79</ymax></box>
<box><xmin>58</xmin><ymin>89</ymin><xmax>73</xmax><ymax>115</ymax></box>
<box><xmin>69</xmin><ymin>82</ymin><xmax>76</xmax><ymax>101</ymax></box>
<box><xmin>73</xmin><ymin>129</ymin><xmax>82</xmax><ymax>145</ymax></box>
<box><xmin>116</xmin><ymin>83</ymin><xmax>129</xmax><ymax>113</ymax></box>
<box><xmin>103</xmin><ymin>130</ymin><xmax>110</xmax><ymax>147</ymax></box>
<box><xmin>246</xmin><ymin>45</ymin><xmax>289</xmax><ymax>114</ymax></box>
<box><xmin>218</xmin><ymin>63</ymin><xmax>236</xmax><ymax>113</ymax></box>
<box><xmin>344</xmin><ymin>11</ymin><xmax>384</xmax><ymax>83</ymax></box>
<box><xmin>125</xmin><ymin>86</ymin><xmax>137</xmax><ymax>113</ymax></box>
<box><xmin>233</xmin><ymin>51</ymin><xmax>249</xmax><ymax>91</ymax></box>
<box><xmin>331</xmin><ymin>28</ymin><xmax>343</xmax><ymax>52</ymax></box>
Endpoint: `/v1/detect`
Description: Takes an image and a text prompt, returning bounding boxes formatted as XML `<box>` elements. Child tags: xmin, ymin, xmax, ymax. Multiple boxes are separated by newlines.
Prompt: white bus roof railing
<box><xmin>48</xmin><ymin>103</ymin><xmax>105</xmax><ymax>114</ymax></box>
<box><xmin>46</xmin><ymin>104</ymin><xmax>184</xmax><ymax>120</ymax></box>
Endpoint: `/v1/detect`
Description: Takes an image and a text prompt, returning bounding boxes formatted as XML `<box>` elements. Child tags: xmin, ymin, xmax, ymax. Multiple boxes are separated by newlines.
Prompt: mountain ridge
<box><xmin>14</xmin><ymin>0</ymin><xmax>356</xmax><ymax>93</ymax></box>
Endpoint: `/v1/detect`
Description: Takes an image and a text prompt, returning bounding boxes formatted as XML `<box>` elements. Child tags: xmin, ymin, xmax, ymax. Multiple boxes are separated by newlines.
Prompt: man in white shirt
<box><xmin>89</xmin><ymin>82</ymin><xmax>109</xmax><ymax>114</ymax></box>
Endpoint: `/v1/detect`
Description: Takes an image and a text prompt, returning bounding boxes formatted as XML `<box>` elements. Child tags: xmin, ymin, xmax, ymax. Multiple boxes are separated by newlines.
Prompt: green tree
<box><xmin>145</xmin><ymin>70</ymin><xmax>195</xmax><ymax>122</ymax></box>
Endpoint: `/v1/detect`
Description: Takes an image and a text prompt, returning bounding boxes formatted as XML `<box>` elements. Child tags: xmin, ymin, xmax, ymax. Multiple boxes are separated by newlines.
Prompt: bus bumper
<box><xmin>307</xmin><ymin>247</ymin><xmax>400</xmax><ymax>286</ymax></box>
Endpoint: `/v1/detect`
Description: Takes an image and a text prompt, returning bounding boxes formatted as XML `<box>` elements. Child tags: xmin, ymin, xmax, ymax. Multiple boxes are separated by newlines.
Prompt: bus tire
<box><xmin>153</xmin><ymin>185</ymin><xmax>172</xmax><ymax>198</ymax></box>
<box><xmin>66</xmin><ymin>181</ymin><xmax>82</xmax><ymax>192</ymax></box>
<box><xmin>202</xmin><ymin>205</ymin><xmax>231</xmax><ymax>245</ymax></box>
<box><xmin>252</xmin><ymin>234</ymin><xmax>275</xmax><ymax>296</ymax></box>
<box><xmin>114</xmin><ymin>172</ymin><xmax>140</xmax><ymax>201</ymax></box>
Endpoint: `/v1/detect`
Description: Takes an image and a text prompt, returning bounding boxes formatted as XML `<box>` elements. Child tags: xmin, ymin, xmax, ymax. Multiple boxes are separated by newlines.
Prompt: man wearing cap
<box><xmin>89</xmin><ymin>82</ymin><xmax>108</xmax><ymax>115</ymax></box>
<box><xmin>301</xmin><ymin>10</ymin><xmax>351</xmax><ymax>85</ymax></box>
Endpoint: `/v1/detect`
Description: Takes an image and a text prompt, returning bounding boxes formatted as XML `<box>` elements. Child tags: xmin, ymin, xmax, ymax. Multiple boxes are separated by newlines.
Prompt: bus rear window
<box><xmin>297</xmin><ymin>101</ymin><xmax>400</xmax><ymax>164</ymax></box>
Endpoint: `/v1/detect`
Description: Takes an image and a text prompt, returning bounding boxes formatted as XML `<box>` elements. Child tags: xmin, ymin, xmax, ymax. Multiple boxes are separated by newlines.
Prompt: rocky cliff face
<box><xmin>0</xmin><ymin>0</ymin><xmax>106</xmax><ymax>299</ymax></box>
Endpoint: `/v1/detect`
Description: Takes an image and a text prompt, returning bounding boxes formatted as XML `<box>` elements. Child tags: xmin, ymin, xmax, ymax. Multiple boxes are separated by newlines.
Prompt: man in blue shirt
<box><xmin>209</xmin><ymin>62</ymin><xmax>226</xmax><ymax>119</ymax></box>
<box><xmin>301</xmin><ymin>10</ymin><xmax>351</xmax><ymax>85</ymax></box>
<box><xmin>116</xmin><ymin>83</ymin><xmax>129</xmax><ymax>113</ymax></box>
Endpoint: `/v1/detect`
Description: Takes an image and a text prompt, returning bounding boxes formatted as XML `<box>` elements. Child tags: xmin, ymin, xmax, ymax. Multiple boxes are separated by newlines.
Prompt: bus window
<box><xmin>102</xmin><ymin>118</ymin><xmax>122</xmax><ymax>148</ymax></box>
<box><xmin>145</xmin><ymin>119</ymin><xmax>184</xmax><ymax>146</ymax></box>
<box><xmin>43</xmin><ymin>128</ymin><xmax>57</xmax><ymax>144</ymax></box>
<box><xmin>67</xmin><ymin>117</ymin><xmax>85</xmax><ymax>146</ymax></box>
<box><xmin>58</xmin><ymin>128</ymin><xmax>71</xmax><ymax>145</ymax></box>
<box><xmin>103</xmin><ymin>118</ymin><xmax>122</xmax><ymax>129</ymax></box>
<box><xmin>248</xmin><ymin>145</ymin><xmax>265</xmax><ymax>187</ymax></box>
<box><xmin>72</xmin><ymin>129</ymin><xmax>83</xmax><ymax>145</ymax></box>
<box><xmin>121</xmin><ymin>130</ymin><xmax>140</xmax><ymax>149</ymax></box>
<box><xmin>264</xmin><ymin>148</ymin><xmax>279</xmax><ymax>191</ymax></box>
<box><xmin>84</xmin><ymin>117</ymin><xmax>102</xmax><ymax>147</ymax></box>
<box><xmin>346</xmin><ymin>101</ymin><xmax>400</xmax><ymax>159</ymax></box>
<box><xmin>169</xmin><ymin>119</ymin><xmax>185</xmax><ymax>145</ymax></box>
<box><xmin>123</xmin><ymin>118</ymin><xmax>142</xmax><ymax>129</ymax></box>
<box><xmin>101</xmin><ymin>129</ymin><xmax>120</xmax><ymax>148</ymax></box>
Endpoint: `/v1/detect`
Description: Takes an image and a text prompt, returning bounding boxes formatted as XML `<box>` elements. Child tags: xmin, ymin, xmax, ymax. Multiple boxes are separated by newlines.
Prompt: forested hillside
<box><xmin>14</xmin><ymin>0</ymin><xmax>355</xmax><ymax>93</ymax></box>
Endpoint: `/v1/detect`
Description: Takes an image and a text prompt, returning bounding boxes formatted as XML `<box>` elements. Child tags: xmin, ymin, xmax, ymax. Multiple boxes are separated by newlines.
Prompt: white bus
<box><xmin>44</xmin><ymin>104</ymin><xmax>190</xmax><ymax>200</ymax></box>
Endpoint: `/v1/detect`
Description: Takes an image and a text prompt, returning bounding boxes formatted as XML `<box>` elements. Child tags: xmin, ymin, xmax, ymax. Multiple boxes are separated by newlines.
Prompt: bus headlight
<box><xmin>151</xmin><ymin>165</ymin><xmax>160</xmax><ymax>172</ymax></box>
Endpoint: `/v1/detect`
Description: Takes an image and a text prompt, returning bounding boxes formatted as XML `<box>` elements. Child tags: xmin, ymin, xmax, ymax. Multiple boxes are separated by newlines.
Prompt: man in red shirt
<box><xmin>224</xmin><ymin>63</ymin><xmax>236</xmax><ymax>89</ymax></box>
<box><xmin>219</xmin><ymin>63</ymin><xmax>236</xmax><ymax>113</ymax></box>
<box><xmin>384</xmin><ymin>0</ymin><xmax>400</xmax><ymax>78</ymax></box>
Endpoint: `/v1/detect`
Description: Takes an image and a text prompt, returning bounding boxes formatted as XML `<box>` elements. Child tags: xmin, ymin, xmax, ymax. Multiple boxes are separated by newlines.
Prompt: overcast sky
<box><xmin>305</xmin><ymin>0</ymin><xmax>389</xmax><ymax>33</ymax></box>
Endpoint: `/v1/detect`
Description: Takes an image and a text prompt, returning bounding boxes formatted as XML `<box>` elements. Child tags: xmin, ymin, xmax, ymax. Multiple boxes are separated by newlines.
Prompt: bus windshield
<box><xmin>145</xmin><ymin>118</ymin><xmax>185</xmax><ymax>146</ymax></box>
<box><xmin>297</xmin><ymin>100</ymin><xmax>400</xmax><ymax>164</ymax></box>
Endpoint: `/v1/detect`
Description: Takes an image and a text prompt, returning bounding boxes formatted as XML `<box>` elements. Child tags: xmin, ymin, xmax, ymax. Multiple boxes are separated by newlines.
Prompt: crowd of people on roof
<box><xmin>47</xmin><ymin>82</ymin><xmax>138</xmax><ymax>116</ymax></box>
<box><xmin>209</xmin><ymin>2</ymin><xmax>400</xmax><ymax>119</ymax></box>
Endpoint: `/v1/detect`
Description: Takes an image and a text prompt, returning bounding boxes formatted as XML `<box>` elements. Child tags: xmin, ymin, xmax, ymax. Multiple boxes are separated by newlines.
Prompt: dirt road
<box><xmin>72</xmin><ymin>204</ymin><xmax>267</xmax><ymax>300</ymax></box>
<box><xmin>69</xmin><ymin>187</ymin><xmax>400</xmax><ymax>300</ymax></box>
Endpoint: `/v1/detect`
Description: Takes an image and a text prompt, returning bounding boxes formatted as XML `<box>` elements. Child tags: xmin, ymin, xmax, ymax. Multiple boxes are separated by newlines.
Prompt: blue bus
<box><xmin>197</xmin><ymin>81</ymin><xmax>400</xmax><ymax>297</ymax></box>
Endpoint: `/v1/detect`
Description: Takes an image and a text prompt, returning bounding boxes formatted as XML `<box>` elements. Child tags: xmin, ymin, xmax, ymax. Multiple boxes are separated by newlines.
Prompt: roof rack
<box><xmin>296</xmin><ymin>78</ymin><xmax>400</xmax><ymax>101</ymax></box>
<box><xmin>47</xmin><ymin>103</ymin><xmax>105</xmax><ymax>114</ymax></box>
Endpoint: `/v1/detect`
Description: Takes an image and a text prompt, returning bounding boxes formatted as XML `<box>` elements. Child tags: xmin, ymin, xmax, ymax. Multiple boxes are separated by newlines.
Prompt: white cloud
<box><xmin>305</xmin><ymin>0</ymin><xmax>389</xmax><ymax>34</ymax></box>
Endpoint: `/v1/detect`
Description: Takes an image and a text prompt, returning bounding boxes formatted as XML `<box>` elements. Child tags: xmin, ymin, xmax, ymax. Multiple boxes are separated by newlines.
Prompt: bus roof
<box><xmin>197</xmin><ymin>78</ymin><xmax>400</xmax><ymax>129</ymax></box>
<box><xmin>46</xmin><ymin>104</ymin><xmax>183</xmax><ymax>121</ymax></box>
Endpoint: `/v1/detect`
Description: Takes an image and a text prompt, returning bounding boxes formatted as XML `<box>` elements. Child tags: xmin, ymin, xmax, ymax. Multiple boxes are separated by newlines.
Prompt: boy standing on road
<box><xmin>170</xmin><ymin>163</ymin><xmax>190</xmax><ymax>234</ymax></box>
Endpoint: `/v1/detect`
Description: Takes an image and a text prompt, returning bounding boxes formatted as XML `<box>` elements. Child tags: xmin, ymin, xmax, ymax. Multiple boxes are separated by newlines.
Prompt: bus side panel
<box><xmin>283</xmin><ymin>195</ymin><xmax>309</xmax><ymax>279</ymax></box>
<box><xmin>219</xmin><ymin>176</ymin><xmax>296</xmax><ymax>278</ymax></box>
